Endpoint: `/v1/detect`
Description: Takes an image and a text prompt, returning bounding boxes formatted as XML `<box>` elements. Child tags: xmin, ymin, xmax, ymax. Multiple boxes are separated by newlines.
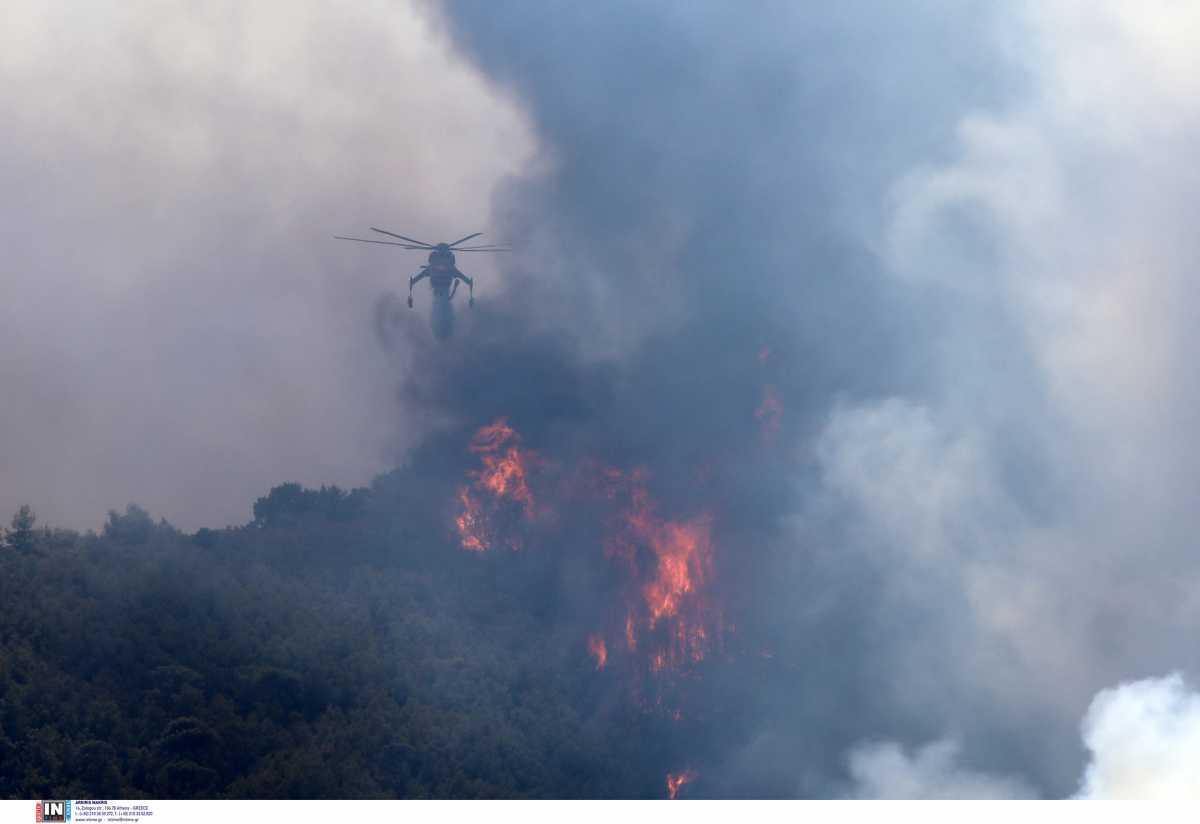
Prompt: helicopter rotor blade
<box><xmin>446</xmin><ymin>232</ymin><xmax>483</xmax><ymax>247</ymax></box>
<box><xmin>334</xmin><ymin>236</ymin><xmax>429</xmax><ymax>249</ymax></box>
<box><xmin>452</xmin><ymin>246</ymin><xmax>511</xmax><ymax>252</ymax></box>
<box><xmin>370</xmin><ymin>228</ymin><xmax>435</xmax><ymax>247</ymax></box>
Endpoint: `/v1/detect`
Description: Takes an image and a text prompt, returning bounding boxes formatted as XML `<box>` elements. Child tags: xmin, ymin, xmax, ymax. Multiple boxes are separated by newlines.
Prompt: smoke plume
<box><xmin>1076</xmin><ymin>674</ymin><xmax>1200</xmax><ymax>800</ymax></box>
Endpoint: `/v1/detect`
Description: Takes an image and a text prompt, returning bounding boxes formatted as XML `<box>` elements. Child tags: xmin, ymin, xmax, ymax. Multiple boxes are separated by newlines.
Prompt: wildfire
<box><xmin>455</xmin><ymin>418</ymin><xmax>540</xmax><ymax>551</ymax></box>
<box><xmin>469</xmin><ymin>418</ymin><xmax>537</xmax><ymax>516</ymax></box>
<box><xmin>587</xmin><ymin>634</ymin><xmax>608</xmax><ymax>670</ymax></box>
<box><xmin>452</xmin><ymin>421</ymin><xmax>722</xmax><ymax>678</ymax></box>
<box><xmin>455</xmin><ymin>488</ymin><xmax>489</xmax><ymax>552</ymax></box>
<box><xmin>448</xmin><ymin>419</ymin><xmax>731</xmax><ymax>792</ymax></box>
<box><xmin>599</xmin><ymin>467</ymin><xmax>720</xmax><ymax>674</ymax></box>
<box><xmin>640</xmin><ymin>516</ymin><xmax>713</xmax><ymax>626</ymax></box>
<box><xmin>666</xmin><ymin>770</ymin><xmax>696</xmax><ymax>800</ymax></box>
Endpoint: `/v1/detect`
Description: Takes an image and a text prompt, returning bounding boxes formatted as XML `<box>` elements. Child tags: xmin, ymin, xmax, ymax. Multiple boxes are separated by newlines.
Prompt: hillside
<box><xmin>0</xmin><ymin>478</ymin><xmax>685</xmax><ymax>799</ymax></box>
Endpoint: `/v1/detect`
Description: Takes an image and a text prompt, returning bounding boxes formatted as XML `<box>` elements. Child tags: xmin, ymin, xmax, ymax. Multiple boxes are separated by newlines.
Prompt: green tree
<box><xmin>103</xmin><ymin>504</ymin><xmax>155</xmax><ymax>544</ymax></box>
<box><xmin>8</xmin><ymin>505</ymin><xmax>36</xmax><ymax>553</ymax></box>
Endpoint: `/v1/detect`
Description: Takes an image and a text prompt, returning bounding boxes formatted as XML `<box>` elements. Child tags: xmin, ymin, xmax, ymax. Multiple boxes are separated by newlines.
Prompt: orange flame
<box><xmin>469</xmin><ymin>418</ymin><xmax>536</xmax><ymax>516</ymax></box>
<box><xmin>640</xmin><ymin>516</ymin><xmax>713</xmax><ymax>627</ymax></box>
<box><xmin>452</xmin><ymin>423</ymin><xmax>722</xmax><ymax>683</ymax></box>
<box><xmin>598</xmin><ymin>466</ymin><xmax>720</xmax><ymax>674</ymax></box>
<box><xmin>455</xmin><ymin>418</ymin><xmax>540</xmax><ymax>551</ymax></box>
<box><xmin>455</xmin><ymin>488</ymin><xmax>489</xmax><ymax>552</ymax></box>
<box><xmin>666</xmin><ymin>770</ymin><xmax>696</xmax><ymax>799</ymax></box>
<box><xmin>588</xmin><ymin>634</ymin><xmax>608</xmax><ymax>670</ymax></box>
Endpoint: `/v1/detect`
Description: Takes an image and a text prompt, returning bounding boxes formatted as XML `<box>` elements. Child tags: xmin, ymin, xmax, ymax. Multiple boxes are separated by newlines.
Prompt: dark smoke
<box><xmin>367</xmin><ymin>0</ymin><xmax>1046</xmax><ymax>797</ymax></box>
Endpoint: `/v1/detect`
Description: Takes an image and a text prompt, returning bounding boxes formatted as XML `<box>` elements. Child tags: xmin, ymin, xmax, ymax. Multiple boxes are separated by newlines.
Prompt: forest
<box><xmin>0</xmin><ymin>473</ymin><xmax>692</xmax><ymax>799</ymax></box>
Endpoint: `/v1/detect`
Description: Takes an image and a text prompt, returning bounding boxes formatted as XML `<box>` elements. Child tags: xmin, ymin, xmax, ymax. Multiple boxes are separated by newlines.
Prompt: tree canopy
<box><xmin>0</xmin><ymin>480</ymin><xmax>683</xmax><ymax>799</ymax></box>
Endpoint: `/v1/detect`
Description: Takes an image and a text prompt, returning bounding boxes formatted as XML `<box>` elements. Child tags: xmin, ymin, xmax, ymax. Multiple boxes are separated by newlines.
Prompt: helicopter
<box><xmin>335</xmin><ymin>228</ymin><xmax>509</xmax><ymax>339</ymax></box>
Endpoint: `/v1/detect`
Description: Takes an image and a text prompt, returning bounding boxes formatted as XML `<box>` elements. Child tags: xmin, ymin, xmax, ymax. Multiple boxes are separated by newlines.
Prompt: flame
<box><xmin>640</xmin><ymin>517</ymin><xmax>713</xmax><ymax>626</ymax></box>
<box><xmin>755</xmin><ymin>385</ymin><xmax>783</xmax><ymax>438</ymax></box>
<box><xmin>469</xmin><ymin>418</ymin><xmax>536</xmax><ymax>516</ymax></box>
<box><xmin>455</xmin><ymin>418</ymin><xmax>540</xmax><ymax>550</ymax></box>
<box><xmin>598</xmin><ymin>466</ymin><xmax>720</xmax><ymax>674</ymax></box>
<box><xmin>588</xmin><ymin>634</ymin><xmax>608</xmax><ymax>670</ymax></box>
<box><xmin>453</xmin><ymin>423</ymin><xmax>722</xmax><ymax>679</ymax></box>
<box><xmin>455</xmin><ymin>488</ymin><xmax>489</xmax><ymax>552</ymax></box>
<box><xmin>666</xmin><ymin>770</ymin><xmax>696</xmax><ymax>799</ymax></box>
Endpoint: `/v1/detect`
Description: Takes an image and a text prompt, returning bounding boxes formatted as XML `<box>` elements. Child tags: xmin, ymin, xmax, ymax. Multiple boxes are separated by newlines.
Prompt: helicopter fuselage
<box><xmin>428</xmin><ymin>268</ymin><xmax>459</xmax><ymax>297</ymax></box>
<box><xmin>426</xmin><ymin>245</ymin><xmax>458</xmax><ymax>296</ymax></box>
<box><xmin>335</xmin><ymin>228</ymin><xmax>495</xmax><ymax>333</ymax></box>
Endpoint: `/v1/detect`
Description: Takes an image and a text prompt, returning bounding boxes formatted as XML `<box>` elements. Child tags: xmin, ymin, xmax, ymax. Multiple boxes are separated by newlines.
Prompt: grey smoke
<box><xmin>0</xmin><ymin>0</ymin><xmax>533</xmax><ymax>529</ymax></box>
<box><xmin>431</xmin><ymin>0</ymin><xmax>1200</xmax><ymax>797</ymax></box>
<box><xmin>6</xmin><ymin>0</ymin><xmax>1200</xmax><ymax>799</ymax></box>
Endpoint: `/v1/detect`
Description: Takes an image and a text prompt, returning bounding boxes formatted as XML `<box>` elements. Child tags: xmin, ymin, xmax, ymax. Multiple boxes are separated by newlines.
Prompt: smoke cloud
<box><xmin>0</xmin><ymin>0</ymin><xmax>533</xmax><ymax>529</ymax></box>
<box><xmin>430</xmin><ymin>0</ymin><xmax>1200</xmax><ymax>797</ymax></box>
<box><xmin>851</xmin><ymin>673</ymin><xmax>1200</xmax><ymax>799</ymax></box>
<box><xmin>7</xmin><ymin>0</ymin><xmax>1200</xmax><ymax>799</ymax></box>
<box><xmin>848</xmin><ymin>739</ymin><xmax>1033</xmax><ymax>799</ymax></box>
<box><xmin>1076</xmin><ymin>674</ymin><xmax>1200</xmax><ymax>800</ymax></box>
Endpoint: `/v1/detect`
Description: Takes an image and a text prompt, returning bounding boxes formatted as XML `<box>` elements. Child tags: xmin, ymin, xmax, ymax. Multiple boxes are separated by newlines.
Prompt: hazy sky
<box><xmin>1</xmin><ymin>0</ymin><xmax>534</xmax><ymax>529</ymax></box>
<box><xmin>5</xmin><ymin>0</ymin><xmax>1200</xmax><ymax>798</ymax></box>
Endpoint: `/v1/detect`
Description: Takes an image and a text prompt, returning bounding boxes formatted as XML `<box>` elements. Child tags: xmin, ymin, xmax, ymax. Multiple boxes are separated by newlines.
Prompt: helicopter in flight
<box><xmin>335</xmin><ymin>228</ymin><xmax>509</xmax><ymax>339</ymax></box>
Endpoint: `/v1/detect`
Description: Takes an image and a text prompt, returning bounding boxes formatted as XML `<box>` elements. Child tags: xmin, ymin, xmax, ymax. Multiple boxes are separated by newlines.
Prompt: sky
<box><xmin>1</xmin><ymin>0</ymin><xmax>535</xmax><ymax>529</ymax></box>
<box><xmin>5</xmin><ymin>0</ymin><xmax>1200</xmax><ymax>799</ymax></box>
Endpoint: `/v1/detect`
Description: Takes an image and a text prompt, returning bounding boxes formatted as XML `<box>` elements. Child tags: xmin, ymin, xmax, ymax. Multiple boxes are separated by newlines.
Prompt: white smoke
<box><xmin>1075</xmin><ymin>673</ymin><xmax>1200</xmax><ymax>799</ymax></box>
<box><xmin>847</xmin><ymin>739</ymin><xmax>1033</xmax><ymax>799</ymax></box>
<box><xmin>849</xmin><ymin>673</ymin><xmax>1200</xmax><ymax>799</ymax></box>
<box><xmin>819</xmin><ymin>0</ymin><xmax>1200</xmax><ymax>792</ymax></box>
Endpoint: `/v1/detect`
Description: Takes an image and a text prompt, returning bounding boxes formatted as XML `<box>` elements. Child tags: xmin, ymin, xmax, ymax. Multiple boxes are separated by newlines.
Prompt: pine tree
<box><xmin>8</xmin><ymin>505</ymin><xmax>36</xmax><ymax>553</ymax></box>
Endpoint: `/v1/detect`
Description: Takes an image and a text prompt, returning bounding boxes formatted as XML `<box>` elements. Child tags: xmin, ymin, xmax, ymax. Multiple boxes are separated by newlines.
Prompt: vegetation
<box><xmin>0</xmin><ymin>480</ymin><xmax>676</xmax><ymax>799</ymax></box>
